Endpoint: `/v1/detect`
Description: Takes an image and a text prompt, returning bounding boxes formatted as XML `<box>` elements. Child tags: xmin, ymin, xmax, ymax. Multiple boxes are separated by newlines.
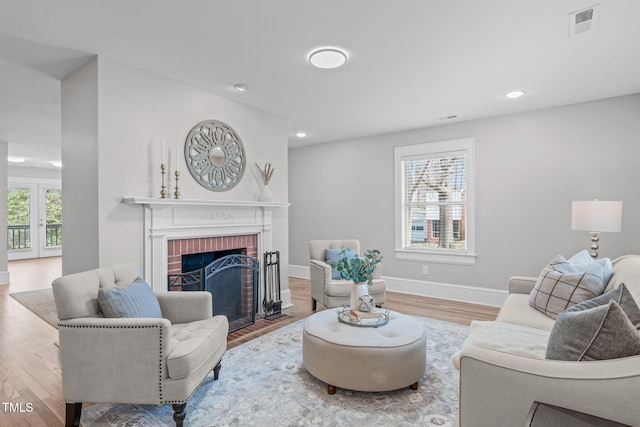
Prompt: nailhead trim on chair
<box><xmin>58</xmin><ymin>324</ymin><xmax>162</xmax><ymax>329</ymax></box>
<box><xmin>161</xmin><ymin>362</ymin><xmax>224</xmax><ymax>404</ymax></box>
<box><xmin>159</xmin><ymin>326</ymin><xmax>163</xmax><ymax>402</ymax></box>
<box><xmin>59</xmin><ymin>324</ymin><xmax>166</xmax><ymax>403</ymax></box>
<box><xmin>57</xmin><ymin>324</ymin><xmax>220</xmax><ymax>405</ymax></box>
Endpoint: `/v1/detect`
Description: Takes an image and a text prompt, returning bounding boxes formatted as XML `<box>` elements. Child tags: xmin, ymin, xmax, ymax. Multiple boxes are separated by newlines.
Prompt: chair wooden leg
<box><xmin>172</xmin><ymin>403</ymin><xmax>187</xmax><ymax>427</ymax></box>
<box><xmin>312</xmin><ymin>298</ymin><xmax>317</xmax><ymax>311</ymax></box>
<box><xmin>213</xmin><ymin>361</ymin><xmax>222</xmax><ymax>380</ymax></box>
<box><xmin>65</xmin><ymin>402</ymin><xmax>82</xmax><ymax>427</ymax></box>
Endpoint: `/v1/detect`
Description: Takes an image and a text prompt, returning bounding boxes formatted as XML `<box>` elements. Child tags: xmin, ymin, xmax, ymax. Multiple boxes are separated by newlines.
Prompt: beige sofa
<box><xmin>455</xmin><ymin>255</ymin><xmax>640</xmax><ymax>427</ymax></box>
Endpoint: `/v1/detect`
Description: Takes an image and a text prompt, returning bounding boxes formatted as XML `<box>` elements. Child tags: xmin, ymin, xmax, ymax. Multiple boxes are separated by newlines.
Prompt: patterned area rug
<box><xmin>10</xmin><ymin>288</ymin><xmax>58</xmax><ymax>328</ymax></box>
<box><xmin>81</xmin><ymin>314</ymin><xmax>468</xmax><ymax>426</ymax></box>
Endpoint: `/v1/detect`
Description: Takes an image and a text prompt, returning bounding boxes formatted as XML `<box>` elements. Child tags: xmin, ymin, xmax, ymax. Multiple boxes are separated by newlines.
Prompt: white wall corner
<box><xmin>287</xmin><ymin>264</ymin><xmax>506</xmax><ymax>307</ymax></box>
<box><xmin>0</xmin><ymin>271</ymin><xmax>10</xmax><ymax>285</ymax></box>
<box><xmin>280</xmin><ymin>288</ymin><xmax>293</xmax><ymax>309</ymax></box>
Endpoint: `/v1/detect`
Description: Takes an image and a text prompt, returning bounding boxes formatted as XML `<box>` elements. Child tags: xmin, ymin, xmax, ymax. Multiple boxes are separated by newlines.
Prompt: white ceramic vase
<box><xmin>350</xmin><ymin>282</ymin><xmax>369</xmax><ymax>310</ymax></box>
<box><xmin>259</xmin><ymin>184</ymin><xmax>273</xmax><ymax>202</ymax></box>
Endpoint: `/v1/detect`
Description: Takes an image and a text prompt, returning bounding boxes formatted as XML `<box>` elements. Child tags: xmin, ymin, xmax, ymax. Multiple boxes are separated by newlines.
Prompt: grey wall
<box><xmin>289</xmin><ymin>94</ymin><xmax>640</xmax><ymax>294</ymax></box>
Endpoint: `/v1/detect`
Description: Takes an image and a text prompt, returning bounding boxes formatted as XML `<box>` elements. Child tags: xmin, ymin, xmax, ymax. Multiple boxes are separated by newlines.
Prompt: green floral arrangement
<box><xmin>327</xmin><ymin>249</ymin><xmax>383</xmax><ymax>286</ymax></box>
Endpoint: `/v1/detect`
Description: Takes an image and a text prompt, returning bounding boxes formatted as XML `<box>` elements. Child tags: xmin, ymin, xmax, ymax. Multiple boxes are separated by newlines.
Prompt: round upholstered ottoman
<box><xmin>302</xmin><ymin>309</ymin><xmax>426</xmax><ymax>394</ymax></box>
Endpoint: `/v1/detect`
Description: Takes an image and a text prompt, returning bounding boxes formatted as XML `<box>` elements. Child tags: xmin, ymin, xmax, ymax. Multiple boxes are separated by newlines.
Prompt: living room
<box><xmin>1</xmin><ymin>1</ymin><xmax>640</xmax><ymax>426</ymax></box>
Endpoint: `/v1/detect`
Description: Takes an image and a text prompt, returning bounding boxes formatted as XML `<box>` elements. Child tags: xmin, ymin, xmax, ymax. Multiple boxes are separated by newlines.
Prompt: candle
<box><xmin>175</xmin><ymin>146</ymin><xmax>179</xmax><ymax>172</ymax></box>
<box><xmin>161</xmin><ymin>139</ymin><xmax>165</xmax><ymax>165</ymax></box>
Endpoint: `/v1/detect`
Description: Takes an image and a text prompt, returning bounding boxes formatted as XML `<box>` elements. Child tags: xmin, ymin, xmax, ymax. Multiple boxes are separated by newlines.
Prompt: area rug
<box><xmin>81</xmin><ymin>314</ymin><xmax>468</xmax><ymax>426</ymax></box>
<box><xmin>10</xmin><ymin>287</ymin><xmax>58</xmax><ymax>328</ymax></box>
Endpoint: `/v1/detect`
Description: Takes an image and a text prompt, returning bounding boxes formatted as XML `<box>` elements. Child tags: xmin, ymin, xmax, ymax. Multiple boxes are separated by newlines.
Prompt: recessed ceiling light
<box><xmin>309</xmin><ymin>48</ymin><xmax>348</xmax><ymax>69</ymax></box>
<box><xmin>295</xmin><ymin>131</ymin><xmax>308</xmax><ymax>138</ymax></box>
<box><xmin>505</xmin><ymin>90</ymin><xmax>526</xmax><ymax>99</ymax></box>
<box><xmin>233</xmin><ymin>84</ymin><xmax>247</xmax><ymax>92</ymax></box>
<box><xmin>51</xmin><ymin>161</ymin><xmax>62</xmax><ymax>168</ymax></box>
<box><xmin>7</xmin><ymin>156</ymin><xmax>25</xmax><ymax>163</ymax></box>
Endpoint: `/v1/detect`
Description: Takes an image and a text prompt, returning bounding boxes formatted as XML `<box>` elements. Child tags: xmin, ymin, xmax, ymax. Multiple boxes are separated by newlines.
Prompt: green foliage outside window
<box><xmin>8</xmin><ymin>187</ymin><xmax>30</xmax><ymax>225</ymax></box>
<box><xmin>7</xmin><ymin>187</ymin><xmax>63</xmax><ymax>250</ymax></box>
<box><xmin>45</xmin><ymin>189</ymin><xmax>62</xmax><ymax>224</ymax></box>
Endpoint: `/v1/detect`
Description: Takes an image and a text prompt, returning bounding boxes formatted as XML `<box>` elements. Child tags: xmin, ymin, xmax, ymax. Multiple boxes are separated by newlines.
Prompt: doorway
<box><xmin>7</xmin><ymin>181</ymin><xmax>62</xmax><ymax>260</ymax></box>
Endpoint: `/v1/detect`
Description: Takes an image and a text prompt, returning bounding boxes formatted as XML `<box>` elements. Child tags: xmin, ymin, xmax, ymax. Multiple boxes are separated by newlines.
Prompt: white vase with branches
<box><xmin>256</xmin><ymin>162</ymin><xmax>274</xmax><ymax>202</ymax></box>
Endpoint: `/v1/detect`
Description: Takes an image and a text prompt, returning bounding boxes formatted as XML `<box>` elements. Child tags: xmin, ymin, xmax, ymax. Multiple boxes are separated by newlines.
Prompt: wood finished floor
<box><xmin>0</xmin><ymin>258</ymin><xmax>499</xmax><ymax>426</ymax></box>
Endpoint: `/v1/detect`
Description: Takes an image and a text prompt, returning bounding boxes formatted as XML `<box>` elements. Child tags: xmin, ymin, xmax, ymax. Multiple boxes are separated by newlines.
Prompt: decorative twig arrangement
<box><xmin>255</xmin><ymin>162</ymin><xmax>275</xmax><ymax>185</ymax></box>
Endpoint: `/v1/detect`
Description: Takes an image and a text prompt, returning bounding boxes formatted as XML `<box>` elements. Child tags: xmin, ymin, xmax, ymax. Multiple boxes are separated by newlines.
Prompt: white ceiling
<box><xmin>1</xmin><ymin>0</ymin><xmax>639</xmax><ymax>168</ymax></box>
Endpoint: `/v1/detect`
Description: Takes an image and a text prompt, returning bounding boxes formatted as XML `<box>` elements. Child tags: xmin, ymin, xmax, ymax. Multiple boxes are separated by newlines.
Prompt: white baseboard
<box><xmin>288</xmin><ymin>264</ymin><xmax>310</xmax><ymax>279</ymax></box>
<box><xmin>287</xmin><ymin>264</ymin><xmax>506</xmax><ymax>307</ymax></box>
<box><xmin>384</xmin><ymin>275</ymin><xmax>507</xmax><ymax>307</ymax></box>
<box><xmin>0</xmin><ymin>271</ymin><xmax>9</xmax><ymax>285</ymax></box>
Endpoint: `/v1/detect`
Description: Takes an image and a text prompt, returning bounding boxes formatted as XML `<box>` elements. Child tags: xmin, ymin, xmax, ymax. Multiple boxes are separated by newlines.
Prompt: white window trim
<box><xmin>394</xmin><ymin>137</ymin><xmax>476</xmax><ymax>265</ymax></box>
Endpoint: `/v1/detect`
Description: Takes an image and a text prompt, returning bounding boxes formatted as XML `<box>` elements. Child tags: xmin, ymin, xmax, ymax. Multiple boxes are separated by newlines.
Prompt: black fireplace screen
<box><xmin>168</xmin><ymin>254</ymin><xmax>259</xmax><ymax>333</ymax></box>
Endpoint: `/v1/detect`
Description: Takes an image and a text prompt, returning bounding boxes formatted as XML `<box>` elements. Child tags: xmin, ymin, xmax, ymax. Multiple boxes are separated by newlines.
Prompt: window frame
<box><xmin>394</xmin><ymin>137</ymin><xmax>476</xmax><ymax>265</ymax></box>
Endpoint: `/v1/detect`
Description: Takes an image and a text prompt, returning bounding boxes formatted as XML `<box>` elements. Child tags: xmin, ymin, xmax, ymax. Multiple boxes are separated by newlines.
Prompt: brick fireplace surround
<box><xmin>167</xmin><ymin>234</ymin><xmax>258</xmax><ymax>276</ymax></box>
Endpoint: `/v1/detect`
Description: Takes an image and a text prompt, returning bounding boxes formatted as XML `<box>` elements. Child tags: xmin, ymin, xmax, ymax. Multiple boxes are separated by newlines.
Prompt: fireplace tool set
<box><xmin>263</xmin><ymin>251</ymin><xmax>283</xmax><ymax>320</ymax></box>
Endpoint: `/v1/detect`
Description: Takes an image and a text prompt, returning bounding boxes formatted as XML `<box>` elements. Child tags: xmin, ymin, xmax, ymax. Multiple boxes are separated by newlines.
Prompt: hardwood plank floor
<box><xmin>0</xmin><ymin>258</ymin><xmax>499</xmax><ymax>426</ymax></box>
<box><xmin>1</xmin><ymin>257</ymin><xmax>64</xmax><ymax>426</ymax></box>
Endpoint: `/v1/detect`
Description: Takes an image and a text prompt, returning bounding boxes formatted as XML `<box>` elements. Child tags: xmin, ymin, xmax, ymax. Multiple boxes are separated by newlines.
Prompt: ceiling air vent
<box><xmin>569</xmin><ymin>5</ymin><xmax>600</xmax><ymax>36</ymax></box>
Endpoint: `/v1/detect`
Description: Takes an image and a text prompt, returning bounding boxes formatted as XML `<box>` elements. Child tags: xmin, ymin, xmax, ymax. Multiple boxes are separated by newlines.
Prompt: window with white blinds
<box><xmin>394</xmin><ymin>138</ymin><xmax>476</xmax><ymax>265</ymax></box>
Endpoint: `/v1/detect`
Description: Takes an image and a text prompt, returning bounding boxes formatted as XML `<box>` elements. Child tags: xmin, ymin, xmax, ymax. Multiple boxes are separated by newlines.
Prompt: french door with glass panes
<box><xmin>7</xmin><ymin>182</ymin><xmax>62</xmax><ymax>260</ymax></box>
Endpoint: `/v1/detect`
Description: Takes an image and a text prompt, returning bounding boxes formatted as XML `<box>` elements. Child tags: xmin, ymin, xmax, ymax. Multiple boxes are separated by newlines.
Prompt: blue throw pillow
<box><xmin>325</xmin><ymin>248</ymin><xmax>356</xmax><ymax>280</ymax></box>
<box><xmin>98</xmin><ymin>277</ymin><xmax>163</xmax><ymax>318</ymax></box>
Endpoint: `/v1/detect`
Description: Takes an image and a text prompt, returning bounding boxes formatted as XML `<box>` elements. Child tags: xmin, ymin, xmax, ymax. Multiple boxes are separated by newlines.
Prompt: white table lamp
<box><xmin>571</xmin><ymin>200</ymin><xmax>622</xmax><ymax>258</ymax></box>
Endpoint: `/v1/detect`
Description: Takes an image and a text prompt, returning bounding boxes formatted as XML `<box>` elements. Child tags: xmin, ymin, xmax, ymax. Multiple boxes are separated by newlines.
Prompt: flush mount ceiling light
<box><xmin>7</xmin><ymin>156</ymin><xmax>25</xmax><ymax>163</ymax></box>
<box><xmin>505</xmin><ymin>90</ymin><xmax>527</xmax><ymax>99</ymax></box>
<box><xmin>309</xmin><ymin>48</ymin><xmax>348</xmax><ymax>69</ymax></box>
<box><xmin>233</xmin><ymin>84</ymin><xmax>247</xmax><ymax>92</ymax></box>
<box><xmin>295</xmin><ymin>131</ymin><xmax>308</xmax><ymax>138</ymax></box>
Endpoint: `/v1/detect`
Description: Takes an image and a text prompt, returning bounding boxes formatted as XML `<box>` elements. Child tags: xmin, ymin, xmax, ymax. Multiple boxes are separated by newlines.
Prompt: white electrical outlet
<box><xmin>422</xmin><ymin>265</ymin><xmax>429</xmax><ymax>275</ymax></box>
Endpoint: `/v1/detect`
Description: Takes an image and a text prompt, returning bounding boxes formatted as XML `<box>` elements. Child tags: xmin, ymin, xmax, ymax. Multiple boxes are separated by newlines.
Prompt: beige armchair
<box><xmin>52</xmin><ymin>263</ymin><xmax>229</xmax><ymax>427</ymax></box>
<box><xmin>309</xmin><ymin>239</ymin><xmax>386</xmax><ymax>310</ymax></box>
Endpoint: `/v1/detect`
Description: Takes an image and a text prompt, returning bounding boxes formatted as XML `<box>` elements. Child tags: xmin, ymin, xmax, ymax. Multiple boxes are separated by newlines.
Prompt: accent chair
<box><xmin>308</xmin><ymin>239</ymin><xmax>386</xmax><ymax>310</ymax></box>
<box><xmin>52</xmin><ymin>262</ymin><xmax>229</xmax><ymax>427</ymax></box>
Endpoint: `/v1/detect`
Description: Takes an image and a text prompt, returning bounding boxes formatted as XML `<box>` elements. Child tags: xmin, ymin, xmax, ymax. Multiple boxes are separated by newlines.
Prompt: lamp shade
<box><xmin>571</xmin><ymin>200</ymin><xmax>623</xmax><ymax>232</ymax></box>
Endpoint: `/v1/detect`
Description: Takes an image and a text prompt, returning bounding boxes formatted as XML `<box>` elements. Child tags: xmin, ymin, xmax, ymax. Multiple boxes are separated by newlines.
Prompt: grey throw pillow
<box><xmin>98</xmin><ymin>277</ymin><xmax>163</xmax><ymax>318</ymax></box>
<box><xmin>528</xmin><ymin>254</ymin><xmax>607</xmax><ymax>319</ymax></box>
<box><xmin>325</xmin><ymin>248</ymin><xmax>356</xmax><ymax>280</ymax></box>
<box><xmin>546</xmin><ymin>300</ymin><xmax>640</xmax><ymax>361</ymax></box>
<box><xmin>565</xmin><ymin>284</ymin><xmax>640</xmax><ymax>329</ymax></box>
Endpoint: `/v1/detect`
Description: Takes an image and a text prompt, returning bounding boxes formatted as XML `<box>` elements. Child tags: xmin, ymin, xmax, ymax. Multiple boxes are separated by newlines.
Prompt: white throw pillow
<box><xmin>567</xmin><ymin>250</ymin><xmax>613</xmax><ymax>284</ymax></box>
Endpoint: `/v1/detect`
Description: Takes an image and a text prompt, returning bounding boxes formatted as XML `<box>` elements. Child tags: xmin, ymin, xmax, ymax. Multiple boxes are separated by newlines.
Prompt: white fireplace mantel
<box><xmin>122</xmin><ymin>196</ymin><xmax>290</xmax><ymax>209</ymax></box>
<box><xmin>123</xmin><ymin>196</ymin><xmax>289</xmax><ymax>295</ymax></box>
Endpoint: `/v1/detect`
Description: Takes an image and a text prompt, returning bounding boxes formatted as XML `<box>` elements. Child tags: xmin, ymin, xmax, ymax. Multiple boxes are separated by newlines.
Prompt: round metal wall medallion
<box><xmin>184</xmin><ymin>120</ymin><xmax>246</xmax><ymax>192</ymax></box>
